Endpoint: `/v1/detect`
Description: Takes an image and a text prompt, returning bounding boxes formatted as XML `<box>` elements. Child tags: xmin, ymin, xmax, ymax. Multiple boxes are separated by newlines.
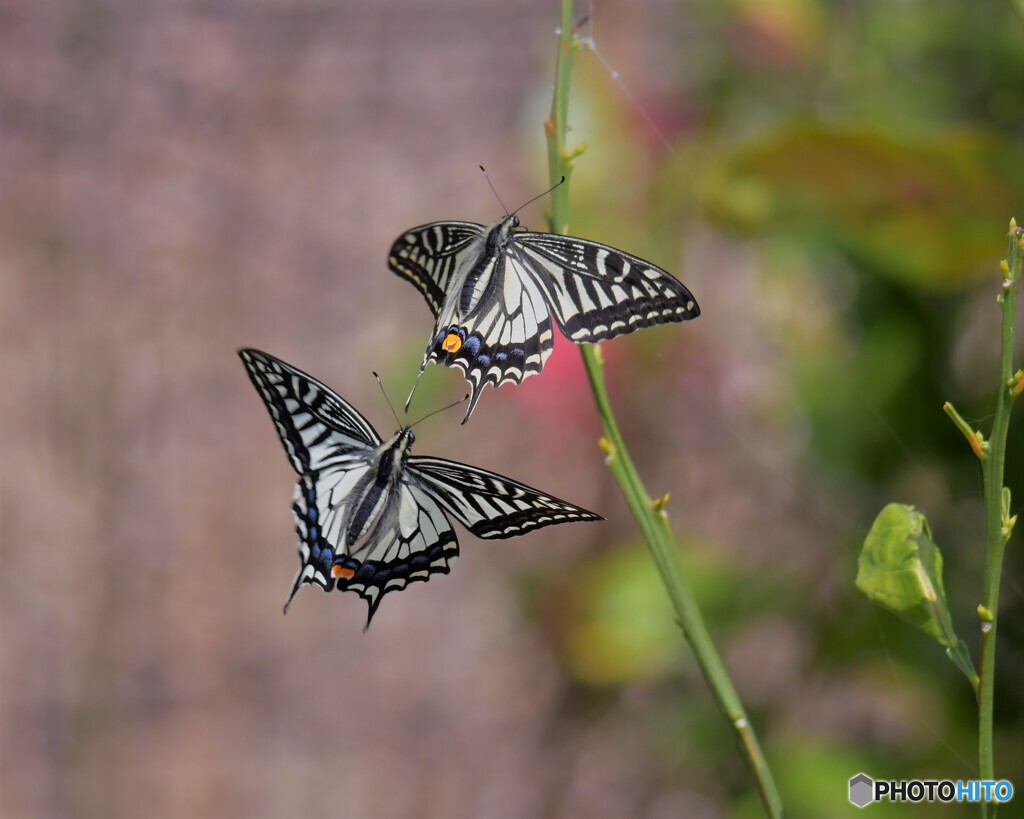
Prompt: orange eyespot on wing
<box><xmin>442</xmin><ymin>332</ymin><xmax>463</xmax><ymax>353</ymax></box>
<box><xmin>332</xmin><ymin>565</ymin><xmax>356</xmax><ymax>580</ymax></box>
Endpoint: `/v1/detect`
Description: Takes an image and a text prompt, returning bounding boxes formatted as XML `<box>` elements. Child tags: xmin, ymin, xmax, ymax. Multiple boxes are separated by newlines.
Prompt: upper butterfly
<box><xmin>388</xmin><ymin>200</ymin><xmax>700</xmax><ymax>422</ymax></box>
<box><xmin>240</xmin><ymin>349</ymin><xmax>601</xmax><ymax>627</ymax></box>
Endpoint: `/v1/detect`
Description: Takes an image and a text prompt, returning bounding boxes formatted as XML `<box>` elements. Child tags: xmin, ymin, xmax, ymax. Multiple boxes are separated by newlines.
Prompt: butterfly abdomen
<box><xmin>458</xmin><ymin>240</ymin><xmax>503</xmax><ymax>316</ymax></box>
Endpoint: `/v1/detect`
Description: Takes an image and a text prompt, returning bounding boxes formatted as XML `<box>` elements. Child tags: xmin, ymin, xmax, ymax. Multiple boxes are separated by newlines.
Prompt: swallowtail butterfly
<box><xmin>389</xmin><ymin>202</ymin><xmax>700</xmax><ymax>422</ymax></box>
<box><xmin>240</xmin><ymin>349</ymin><xmax>601</xmax><ymax>626</ymax></box>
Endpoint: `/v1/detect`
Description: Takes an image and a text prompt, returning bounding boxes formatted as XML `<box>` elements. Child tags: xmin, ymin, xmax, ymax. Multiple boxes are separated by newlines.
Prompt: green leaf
<box><xmin>857</xmin><ymin>504</ymin><xmax>977</xmax><ymax>690</ymax></box>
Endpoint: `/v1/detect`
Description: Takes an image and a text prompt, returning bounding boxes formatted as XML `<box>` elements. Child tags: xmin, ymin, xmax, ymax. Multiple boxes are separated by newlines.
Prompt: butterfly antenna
<box><xmin>373</xmin><ymin>371</ymin><xmax>402</xmax><ymax>429</ymax></box>
<box><xmin>410</xmin><ymin>394</ymin><xmax>471</xmax><ymax>428</ymax></box>
<box><xmin>511</xmin><ymin>175</ymin><xmax>566</xmax><ymax>217</ymax></box>
<box><xmin>479</xmin><ymin>165</ymin><xmax>510</xmax><ymax>216</ymax></box>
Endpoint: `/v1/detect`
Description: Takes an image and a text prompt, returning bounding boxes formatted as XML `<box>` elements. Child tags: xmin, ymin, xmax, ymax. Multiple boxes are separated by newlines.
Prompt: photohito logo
<box><xmin>848</xmin><ymin>773</ymin><xmax>1014</xmax><ymax>808</ymax></box>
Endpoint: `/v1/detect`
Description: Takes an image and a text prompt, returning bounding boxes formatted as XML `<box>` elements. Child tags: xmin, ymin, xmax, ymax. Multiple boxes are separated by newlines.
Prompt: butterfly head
<box><xmin>487</xmin><ymin>214</ymin><xmax>521</xmax><ymax>252</ymax></box>
<box><xmin>392</xmin><ymin>426</ymin><xmax>415</xmax><ymax>456</ymax></box>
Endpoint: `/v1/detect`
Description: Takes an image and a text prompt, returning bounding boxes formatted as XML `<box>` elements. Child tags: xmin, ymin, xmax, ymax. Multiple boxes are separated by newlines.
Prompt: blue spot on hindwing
<box><xmin>307</xmin><ymin>506</ymin><xmax>317</xmax><ymax>522</ymax></box>
<box><xmin>463</xmin><ymin>335</ymin><xmax>481</xmax><ymax>356</ymax></box>
<box><xmin>309</xmin><ymin>526</ymin><xmax>318</xmax><ymax>540</ymax></box>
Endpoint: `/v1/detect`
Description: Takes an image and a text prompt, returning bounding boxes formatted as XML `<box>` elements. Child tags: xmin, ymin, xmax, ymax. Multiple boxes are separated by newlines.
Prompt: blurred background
<box><xmin>2</xmin><ymin>1</ymin><xmax>1023</xmax><ymax>817</ymax></box>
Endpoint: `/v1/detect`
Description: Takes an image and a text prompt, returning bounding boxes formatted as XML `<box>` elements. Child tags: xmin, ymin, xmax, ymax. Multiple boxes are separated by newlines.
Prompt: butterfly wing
<box><xmin>389</xmin><ymin>219</ymin><xmax>699</xmax><ymax>421</ymax></box>
<box><xmin>387</xmin><ymin>221</ymin><xmax>486</xmax><ymax>317</ymax></box>
<box><xmin>424</xmin><ymin>256</ymin><xmax>555</xmax><ymax>421</ymax></box>
<box><xmin>290</xmin><ymin>471</ymin><xmax>458</xmax><ymax>625</ymax></box>
<box><xmin>242</xmin><ymin>349</ymin><xmax>457</xmax><ymax>623</ymax></box>
<box><xmin>408</xmin><ymin>456</ymin><xmax>602</xmax><ymax>538</ymax></box>
<box><xmin>511</xmin><ymin>232</ymin><xmax>700</xmax><ymax>343</ymax></box>
<box><xmin>239</xmin><ymin>348</ymin><xmax>381</xmax><ymax>471</ymax></box>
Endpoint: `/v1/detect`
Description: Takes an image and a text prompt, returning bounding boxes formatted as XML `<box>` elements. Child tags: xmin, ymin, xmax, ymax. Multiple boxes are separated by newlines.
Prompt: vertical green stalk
<box><xmin>978</xmin><ymin>221</ymin><xmax>1023</xmax><ymax>818</ymax></box>
<box><xmin>544</xmin><ymin>2</ymin><xmax>783</xmax><ymax>816</ymax></box>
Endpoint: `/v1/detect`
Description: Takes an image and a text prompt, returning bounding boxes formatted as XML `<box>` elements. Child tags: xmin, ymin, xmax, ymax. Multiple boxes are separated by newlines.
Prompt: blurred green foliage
<box><xmin>559</xmin><ymin>539</ymin><xmax>777</xmax><ymax>686</ymax></box>
<box><xmin>699</xmin><ymin>124</ymin><xmax>1024</xmax><ymax>289</ymax></box>
<box><xmin>533</xmin><ymin>0</ymin><xmax>1023</xmax><ymax>812</ymax></box>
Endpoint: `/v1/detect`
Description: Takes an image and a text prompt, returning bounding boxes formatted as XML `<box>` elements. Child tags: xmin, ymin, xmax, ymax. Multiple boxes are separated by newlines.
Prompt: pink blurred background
<box><xmin>1</xmin><ymin>1</ymin><xmax>950</xmax><ymax>817</ymax></box>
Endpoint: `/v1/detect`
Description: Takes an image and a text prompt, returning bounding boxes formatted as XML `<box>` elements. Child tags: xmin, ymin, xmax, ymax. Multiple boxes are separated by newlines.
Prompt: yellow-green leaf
<box><xmin>857</xmin><ymin>503</ymin><xmax>958</xmax><ymax>646</ymax></box>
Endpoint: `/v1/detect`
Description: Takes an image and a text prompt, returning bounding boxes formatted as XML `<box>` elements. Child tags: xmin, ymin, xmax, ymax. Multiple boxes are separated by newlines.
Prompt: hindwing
<box><xmin>423</xmin><ymin>258</ymin><xmax>555</xmax><ymax>420</ymax></box>
<box><xmin>289</xmin><ymin>471</ymin><xmax>458</xmax><ymax>624</ymax></box>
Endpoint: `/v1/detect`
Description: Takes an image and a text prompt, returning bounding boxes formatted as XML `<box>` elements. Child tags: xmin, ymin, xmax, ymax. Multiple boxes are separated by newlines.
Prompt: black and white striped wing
<box><xmin>426</xmin><ymin>261</ymin><xmax>555</xmax><ymax>420</ymax></box>
<box><xmin>290</xmin><ymin>471</ymin><xmax>458</xmax><ymax>625</ymax></box>
<box><xmin>241</xmin><ymin>349</ymin><xmax>459</xmax><ymax>624</ymax></box>
<box><xmin>240</xmin><ymin>348</ymin><xmax>381</xmax><ymax>471</ymax></box>
<box><xmin>388</xmin><ymin>221</ymin><xmax>486</xmax><ymax>317</ymax></box>
<box><xmin>408</xmin><ymin>456</ymin><xmax>602</xmax><ymax>539</ymax></box>
<box><xmin>511</xmin><ymin>233</ymin><xmax>700</xmax><ymax>343</ymax></box>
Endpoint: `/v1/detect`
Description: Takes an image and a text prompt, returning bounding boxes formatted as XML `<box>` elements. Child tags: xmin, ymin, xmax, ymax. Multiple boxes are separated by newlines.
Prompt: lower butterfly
<box><xmin>240</xmin><ymin>349</ymin><xmax>601</xmax><ymax>626</ymax></box>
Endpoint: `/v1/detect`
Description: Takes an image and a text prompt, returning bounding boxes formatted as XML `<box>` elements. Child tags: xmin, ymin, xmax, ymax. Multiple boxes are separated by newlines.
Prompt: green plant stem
<box><xmin>978</xmin><ymin>221</ymin><xmax>1023</xmax><ymax>818</ymax></box>
<box><xmin>544</xmin><ymin>3</ymin><xmax>782</xmax><ymax>817</ymax></box>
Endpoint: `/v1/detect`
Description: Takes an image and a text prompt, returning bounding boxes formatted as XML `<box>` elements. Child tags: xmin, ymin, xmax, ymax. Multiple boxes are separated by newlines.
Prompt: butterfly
<box><xmin>388</xmin><ymin>199</ymin><xmax>700</xmax><ymax>422</ymax></box>
<box><xmin>240</xmin><ymin>348</ymin><xmax>601</xmax><ymax>626</ymax></box>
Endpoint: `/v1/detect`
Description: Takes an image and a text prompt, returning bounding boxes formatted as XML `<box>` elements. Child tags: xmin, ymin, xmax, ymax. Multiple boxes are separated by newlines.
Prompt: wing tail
<box><xmin>282</xmin><ymin>564</ymin><xmax>306</xmax><ymax>614</ymax></box>
<box><xmin>461</xmin><ymin>379</ymin><xmax>487</xmax><ymax>424</ymax></box>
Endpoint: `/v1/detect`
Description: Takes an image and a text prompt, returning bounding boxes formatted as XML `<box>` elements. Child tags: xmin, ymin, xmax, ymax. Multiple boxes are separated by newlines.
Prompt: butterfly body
<box><xmin>389</xmin><ymin>214</ymin><xmax>700</xmax><ymax>421</ymax></box>
<box><xmin>240</xmin><ymin>349</ymin><xmax>600</xmax><ymax>625</ymax></box>
<box><xmin>337</xmin><ymin>427</ymin><xmax>414</xmax><ymax>554</ymax></box>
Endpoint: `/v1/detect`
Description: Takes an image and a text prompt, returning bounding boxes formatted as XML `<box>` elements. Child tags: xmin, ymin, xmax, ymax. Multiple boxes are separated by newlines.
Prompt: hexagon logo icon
<box><xmin>849</xmin><ymin>773</ymin><xmax>874</xmax><ymax>808</ymax></box>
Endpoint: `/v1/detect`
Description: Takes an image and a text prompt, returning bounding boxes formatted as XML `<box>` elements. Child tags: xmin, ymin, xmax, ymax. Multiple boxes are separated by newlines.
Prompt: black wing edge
<box><xmin>284</xmin><ymin>474</ymin><xmax>461</xmax><ymax>630</ymax></box>
<box><xmin>409</xmin><ymin>456</ymin><xmax>604</xmax><ymax>540</ymax></box>
<box><xmin>238</xmin><ymin>348</ymin><xmax>382</xmax><ymax>450</ymax></box>
<box><xmin>387</xmin><ymin>221</ymin><xmax>486</xmax><ymax>317</ymax></box>
<box><xmin>514</xmin><ymin>235</ymin><xmax>701</xmax><ymax>343</ymax></box>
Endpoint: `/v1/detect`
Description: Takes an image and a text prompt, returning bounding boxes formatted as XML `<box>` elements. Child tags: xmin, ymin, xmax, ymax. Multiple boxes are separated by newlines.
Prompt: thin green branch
<box><xmin>979</xmin><ymin>220</ymin><xmax>1023</xmax><ymax>818</ymax></box>
<box><xmin>545</xmin><ymin>3</ymin><xmax>783</xmax><ymax>816</ymax></box>
<box><xmin>943</xmin><ymin>401</ymin><xmax>989</xmax><ymax>460</ymax></box>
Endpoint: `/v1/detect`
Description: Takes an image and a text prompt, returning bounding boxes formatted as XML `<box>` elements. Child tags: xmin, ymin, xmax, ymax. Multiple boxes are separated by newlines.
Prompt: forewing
<box><xmin>290</xmin><ymin>471</ymin><xmax>459</xmax><ymax>625</ymax></box>
<box><xmin>388</xmin><ymin>221</ymin><xmax>485</xmax><ymax>317</ymax></box>
<box><xmin>409</xmin><ymin>456</ymin><xmax>602</xmax><ymax>539</ymax></box>
<box><xmin>513</xmin><ymin>233</ymin><xmax>700</xmax><ymax>343</ymax></box>
<box><xmin>425</xmin><ymin>258</ymin><xmax>554</xmax><ymax>421</ymax></box>
<box><xmin>240</xmin><ymin>349</ymin><xmax>380</xmax><ymax>472</ymax></box>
